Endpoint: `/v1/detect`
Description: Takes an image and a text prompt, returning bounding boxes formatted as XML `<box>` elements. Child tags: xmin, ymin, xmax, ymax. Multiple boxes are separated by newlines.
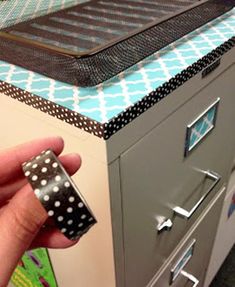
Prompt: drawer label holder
<box><xmin>170</xmin><ymin>239</ymin><xmax>196</xmax><ymax>284</ymax></box>
<box><xmin>185</xmin><ymin>98</ymin><xmax>220</xmax><ymax>157</ymax></box>
<box><xmin>202</xmin><ymin>58</ymin><xmax>221</xmax><ymax>78</ymax></box>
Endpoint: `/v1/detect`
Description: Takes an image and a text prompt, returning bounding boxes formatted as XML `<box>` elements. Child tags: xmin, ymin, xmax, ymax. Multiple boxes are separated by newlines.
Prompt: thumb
<box><xmin>0</xmin><ymin>185</ymin><xmax>48</xmax><ymax>287</ymax></box>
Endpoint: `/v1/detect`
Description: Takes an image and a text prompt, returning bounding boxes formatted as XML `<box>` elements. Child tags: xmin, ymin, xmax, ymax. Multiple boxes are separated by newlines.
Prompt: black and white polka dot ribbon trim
<box><xmin>22</xmin><ymin>149</ymin><xmax>97</xmax><ymax>240</ymax></box>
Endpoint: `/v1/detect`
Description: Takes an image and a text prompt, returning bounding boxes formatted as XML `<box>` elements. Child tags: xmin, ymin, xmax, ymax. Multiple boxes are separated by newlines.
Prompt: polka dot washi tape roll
<box><xmin>22</xmin><ymin>149</ymin><xmax>97</xmax><ymax>240</ymax></box>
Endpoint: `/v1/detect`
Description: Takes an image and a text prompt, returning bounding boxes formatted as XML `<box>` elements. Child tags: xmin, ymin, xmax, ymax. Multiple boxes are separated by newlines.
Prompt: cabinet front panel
<box><xmin>120</xmin><ymin>64</ymin><xmax>235</xmax><ymax>287</ymax></box>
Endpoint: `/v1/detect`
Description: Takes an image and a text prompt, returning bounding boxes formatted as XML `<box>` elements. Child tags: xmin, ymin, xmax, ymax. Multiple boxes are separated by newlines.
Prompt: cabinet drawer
<box><xmin>120</xmin><ymin>64</ymin><xmax>235</xmax><ymax>287</ymax></box>
<box><xmin>151</xmin><ymin>186</ymin><xmax>225</xmax><ymax>287</ymax></box>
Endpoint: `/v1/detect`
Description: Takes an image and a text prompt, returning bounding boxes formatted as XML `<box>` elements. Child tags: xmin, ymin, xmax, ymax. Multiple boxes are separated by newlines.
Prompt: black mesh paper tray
<box><xmin>0</xmin><ymin>0</ymin><xmax>234</xmax><ymax>87</ymax></box>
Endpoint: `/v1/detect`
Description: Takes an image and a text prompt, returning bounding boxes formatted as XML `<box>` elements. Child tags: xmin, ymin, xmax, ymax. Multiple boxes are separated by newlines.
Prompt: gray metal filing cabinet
<box><xmin>118</xmin><ymin>70</ymin><xmax>235</xmax><ymax>286</ymax></box>
<box><xmin>109</xmin><ymin>57</ymin><xmax>235</xmax><ymax>287</ymax></box>
<box><xmin>0</xmin><ymin>12</ymin><xmax>235</xmax><ymax>287</ymax></box>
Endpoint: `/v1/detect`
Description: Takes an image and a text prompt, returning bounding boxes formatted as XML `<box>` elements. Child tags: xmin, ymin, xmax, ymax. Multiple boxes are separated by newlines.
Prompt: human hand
<box><xmin>0</xmin><ymin>137</ymin><xmax>82</xmax><ymax>287</ymax></box>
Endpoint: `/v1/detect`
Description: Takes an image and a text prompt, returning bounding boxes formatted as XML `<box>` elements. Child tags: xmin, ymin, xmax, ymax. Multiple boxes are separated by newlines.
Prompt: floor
<box><xmin>210</xmin><ymin>245</ymin><xmax>235</xmax><ymax>287</ymax></box>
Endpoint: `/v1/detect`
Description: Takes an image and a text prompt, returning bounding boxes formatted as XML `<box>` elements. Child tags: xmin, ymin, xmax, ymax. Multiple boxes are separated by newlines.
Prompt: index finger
<box><xmin>0</xmin><ymin>137</ymin><xmax>64</xmax><ymax>185</ymax></box>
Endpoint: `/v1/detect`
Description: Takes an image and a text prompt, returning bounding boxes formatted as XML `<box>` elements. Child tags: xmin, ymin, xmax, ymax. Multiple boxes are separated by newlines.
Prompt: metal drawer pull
<box><xmin>157</xmin><ymin>218</ymin><xmax>173</xmax><ymax>232</ymax></box>
<box><xmin>180</xmin><ymin>270</ymin><xmax>199</xmax><ymax>287</ymax></box>
<box><xmin>173</xmin><ymin>170</ymin><xmax>221</xmax><ymax>219</ymax></box>
<box><xmin>157</xmin><ymin>170</ymin><xmax>220</xmax><ymax>233</ymax></box>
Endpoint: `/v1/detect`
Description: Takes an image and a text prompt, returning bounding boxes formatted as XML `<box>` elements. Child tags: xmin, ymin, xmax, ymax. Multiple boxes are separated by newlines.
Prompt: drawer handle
<box><xmin>157</xmin><ymin>170</ymin><xmax>220</xmax><ymax>233</ymax></box>
<box><xmin>173</xmin><ymin>170</ymin><xmax>221</xmax><ymax>219</ymax></box>
<box><xmin>180</xmin><ymin>270</ymin><xmax>199</xmax><ymax>287</ymax></box>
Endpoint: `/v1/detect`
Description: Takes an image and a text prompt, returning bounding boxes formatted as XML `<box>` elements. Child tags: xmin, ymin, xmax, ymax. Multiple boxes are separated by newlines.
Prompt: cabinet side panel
<box><xmin>0</xmin><ymin>95</ymin><xmax>116</xmax><ymax>287</ymax></box>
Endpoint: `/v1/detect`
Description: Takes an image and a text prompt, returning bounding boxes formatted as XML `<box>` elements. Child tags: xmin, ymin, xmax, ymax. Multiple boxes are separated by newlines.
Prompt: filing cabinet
<box><xmin>118</xmin><ymin>63</ymin><xmax>235</xmax><ymax>287</ymax></box>
<box><xmin>0</xmin><ymin>9</ymin><xmax>235</xmax><ymax>287</ymax></box>
<box><xmin>1</xmin><ymin>54</ymin><xmax>235</xmax><ymax>287</ymax></box>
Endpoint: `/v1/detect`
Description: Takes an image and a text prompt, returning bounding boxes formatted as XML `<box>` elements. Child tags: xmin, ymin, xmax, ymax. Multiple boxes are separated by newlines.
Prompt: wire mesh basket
<box><xmin>0</xmin><ymin>0</ymin><xmax>234</xmax><ymax>86</ymax></box>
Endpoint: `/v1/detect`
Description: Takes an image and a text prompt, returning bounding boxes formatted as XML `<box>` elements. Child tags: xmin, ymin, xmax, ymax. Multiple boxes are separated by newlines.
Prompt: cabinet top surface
<box><xmin>0</xmin><ymin>3</ymin><xmax>234</xmax><ymax>138</ymax></box>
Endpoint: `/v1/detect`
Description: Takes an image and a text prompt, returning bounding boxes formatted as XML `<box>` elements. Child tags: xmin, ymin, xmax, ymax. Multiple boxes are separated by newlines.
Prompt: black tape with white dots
<box><xmin>22</xmin><ymin>149</ymin><xmax>97</xmax><ymax>241</ymax></box>
<box><xmin>1</xmin><ymin>37</ymin><xmax>234</xmax><ymax>140</ymax></box>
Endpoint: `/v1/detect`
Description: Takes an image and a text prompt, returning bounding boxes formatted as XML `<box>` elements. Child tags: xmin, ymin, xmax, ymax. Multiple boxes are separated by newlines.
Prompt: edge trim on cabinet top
<box><xmin>0</xmin><ymin>37</ymin><xmax>234</xmax><ymax>139</ymax></box>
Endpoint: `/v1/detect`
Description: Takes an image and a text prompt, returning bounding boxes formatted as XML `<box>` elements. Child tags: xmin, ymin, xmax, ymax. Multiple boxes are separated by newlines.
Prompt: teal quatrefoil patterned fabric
<box><xmin>0</xmin><ymin>0</ymin><xmax>88</xmax><ymax>28</ymax></box>
<box><xmin>0</xmin><ymin>7</ymin><xmax>234</xmax><ymax>123</ymax></box>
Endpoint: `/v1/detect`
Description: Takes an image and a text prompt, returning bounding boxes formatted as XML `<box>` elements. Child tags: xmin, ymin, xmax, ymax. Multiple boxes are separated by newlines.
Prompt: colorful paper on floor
<box><xmin>11</xmin><ymin>249</ymin><xmax>57</xmax><ymax>287</ymax></box>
